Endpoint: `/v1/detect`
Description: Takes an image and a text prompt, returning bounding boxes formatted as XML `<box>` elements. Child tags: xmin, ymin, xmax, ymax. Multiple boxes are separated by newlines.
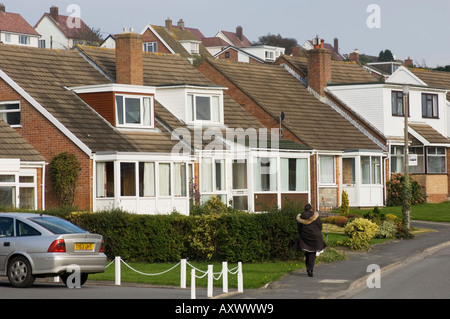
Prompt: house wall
<box><xmin>0</xmin><ymin>32</ymin><xmax>39</xmax><ymax>47</ymax></box>
<box><xmin>0</xmin><ymin>77</ymin><xmax>92</xmax><ymax>210</ymax></box>
<box><xmin>35</xmin><ymin>16</ymin><xmax>72</xmax><ymax>49</ymax></box>
<box><xmin>142</xmin><ymin>28</ymin><xmax>172</xmax><ymax>54</ymax></box>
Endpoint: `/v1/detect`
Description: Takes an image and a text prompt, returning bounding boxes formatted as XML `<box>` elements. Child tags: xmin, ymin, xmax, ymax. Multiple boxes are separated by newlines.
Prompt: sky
<box><xmin>3</xmin><ymin>0</ymin><xmax>450</xmax><ymax>67</ymax></box>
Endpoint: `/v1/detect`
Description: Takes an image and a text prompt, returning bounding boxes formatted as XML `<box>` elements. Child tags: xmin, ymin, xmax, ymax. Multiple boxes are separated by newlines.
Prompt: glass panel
<box><xmin>120</xmin><ymin>163</ymin><xmax>136</xmax><ymax>196</ymax></box>
<box><xmin>215</xmin><ymin>159</ymin><xmax>225</xmax><ymax>191</ymax></box>
<box><xmin>200</xmin><ymin>158</ymin><xmax>212</xmax><ymax>192</ymax></box>
<box><xmin>196</xmin><ymin>96</ymin><xmax>211</xmax><ymax>121</ymax></box>
<box><xmin>296</xmin><ymin>158</ymin><xmax>308</xmax><ymax>191</ymax></box>
<box><xmin>0</xmin><ymin>186</ymin><xmax>16</xmax><ymax>207</ymax></box>
<box><xmin>19</xmin><ymin>187</ymin><xmax>35</xmax><ymax>209</ymax></box>
<box><xmin>116</xmin><ymin>96</ymin><xmax>124</xmax><ymax>125</ymax></box>
<box><xmin>139</xmin><ymin>162</ymin><xmax>155</xmax><ymax>197</ymax></box>
<box><xmin>125</xmin><ymin>97</ymin><xmax>141</xmax><ymax>124</ymax></box>
<box><xmin>159</xmin><ymin>163</ymin><xmax>171</xmax><ymax>196</ymax></box>
<box><xmin>232</xmin><ymin>160</ymin><xmax>247</xmax><ymax>189</ymax></box>
<box><xmin>143</xmin><ymin>97</ymin><xmax>152</xmax><ymax>126</ymax></box>
<box><xmin>173</xmin><ymin>163</ymin><xmax>186</xmax><ymax>197</ymax></box>
<box><xmin>342</xmin><ymin>158</ymin><xmax>355</xmax><ymax>184</ymax></box>
<box><xmin>187</xmin><ymin>94</ymin><xmax>194</xmax><ymax>122</ymax></box>
<box><xmin>257</xmin><ymin>157</ymin><xmax>277</xmax><ymax>191</ymax></box>
<box><xmin>19</xmin><ymin>176</ymin><xmax>34</xmax><ymax>183</ymax></box>
<box><xmin>361</xmin><ymin>156</ymin><xmax>370</xmax><ymax>184</ymax></box>
<box><xmin>233</xmin><ymin>196</ymin><xmax>248</xmax><ymax>210</ymax></box>
<box><xmin>319</xmin><ymin>156</ymin><xmax>334</xmax><ymax>183</ymax></box>
<box><xmin>211</xmin><ymin>96</ymin><xmax>220</xmax><ymax>122</ymax></box>
<box><xmin>0</xmin><ymin>175</ymin><xmax>15</xmax><ymax>183</ymax></box>
<box><xmin>0</xmin><ymin>217</ymin><xmax>14</xmax><ymax>237</ymax></box>
<box><xmin>371</xmin><ymin>157</ymin><xmax>381</xmax><ymax>184</ymax></box>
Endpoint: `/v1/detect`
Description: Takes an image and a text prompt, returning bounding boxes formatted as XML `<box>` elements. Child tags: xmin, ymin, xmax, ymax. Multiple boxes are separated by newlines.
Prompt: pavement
<box><xmin>222</xmin><ymin>220</ymin><xmax>450</xmax><ymax>299</ymax></box>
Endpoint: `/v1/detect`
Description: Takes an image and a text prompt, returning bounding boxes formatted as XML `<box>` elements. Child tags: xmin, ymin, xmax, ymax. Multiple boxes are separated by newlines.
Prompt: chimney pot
<box><xmin>165</xmin><ymin>18</ymin><xmax>173</xmax><ymax>32</ymax></box>
<box><xmin>177</xmin><ymin>19</ymin><xmax>185</xmax><ymax>29</ymax></box>
<box><xmin>0</xmin><ymin>4</ymin><xmax>5</xmax><ymax>13</ymax></box>
<box><xmin>50</xmin><ymin>6</ymin><xmax>59</xmax><ymax>21</ymax></box>
<box><xmin>115</xmin><ymin>29</ymin><xmax>143</xmax><ymax>86</ymax></box>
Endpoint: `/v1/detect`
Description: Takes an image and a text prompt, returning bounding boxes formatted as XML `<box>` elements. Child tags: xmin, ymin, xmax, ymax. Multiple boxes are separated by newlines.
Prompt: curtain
<box><xmin>211</xmin><ymin>96</ymin><xmax>220</xmax><ymax>122</ymax></box>
<box><xmin>319</xmin><ymin>156</ymin><xmax>334</xmax><ymax>184</ymax></box>
<box><xmin>280</xmin><ymin>158</ymin><xmax>289</xmax><ymax>191</ymax></box>
<box><xmin>143</xmin><ymin>97</ymin><xmax>152</xmax><ymax>126</ymax></box>
<box><xmin>361</xmin><ymin>156</ymin><xmax>370</xmax><ymax>184</ymax></box>
<box><xmin>96</xmin><ymin>162</ymin><xmax>106</xmax><ymax>198</ymax></box>
<box><xmin>143</xmin><ymin>162</ymin><xmax>155</xmax><ymax>197</ymax></box>
<box><xmin>296</xmin><ymin>158</ymin><xmax>308</xmax><ymax>191</ymax></box>
<box><xmin>201</xmin><ymin>158</ymin><xmax>212</xmax><ymax>192</ymax></box>
<box><xmin>173</xmin><ymin>163</ymin><xmax>186</xmax><ymax>197</ymax></box>
<box><xmin>187</xmin><ymin>94</ymin><xmax>194</xmax><ymax>121</ymax></box>
<box><xmin>215</xmin><ymin>159</ymin><xmax>225</xmax><ymax>191</ymax></box>
<box><xmin>159</xmin><ymin>163</ymin><xmax>171</xmax><ymax>196</ymax></box>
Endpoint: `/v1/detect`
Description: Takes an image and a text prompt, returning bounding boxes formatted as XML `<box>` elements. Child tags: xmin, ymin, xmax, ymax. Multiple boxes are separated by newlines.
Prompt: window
<box><xmin>391</xmin><ymin>91</ymin><xmax>407</xmax><ymax>116</ymax></box>
<box><xmin>0</xmin><ymin>175</ymin><xmax>16</xmax><ymax>207</ymax></box>
<box><xmin>120</xmin><ymin>162</ymin><xmax>136</xmax><ymax>196</ymax></box>
<box><xmin>19</xmin><ymin>175</ymin><xmax>35</xmax><ymax>209</ymax></box>
<box><xmin>232</xmin><ymin>160</ymin><xmax>247</xmax><ymax>190</ymax></box>
<box><xmin>0</xmin><ymin>217</ymin><xmax>14</xmax><ymax>237</ymax></box>
<box><xmin>187</xmin><ymin>94</ymin><xmax>221</xmax><ymax>123</ymax></box>
<box><xmin>265</xmin><ymin>51</ymin><xmax>274</xmax><ymax>60</ymax></box>
<box><xmin>254</xmin><ymin>157</ymin><xmax>277</xmax><ymax>192</ymax></box>
<box><xmin>427</xmin><ymin>147</ymin><xmax>446</xmax><ymax>173</ymax></box>
<box><xmin>4</xmin><ymin>33</ymin><xmax>11</xmax><ymax>43</ymax></box>
<box><xmin>390</xmin><ymin>146</ymin><xmax>404</xmax><ymax>173</ymax></box>
<box><xmin>96</xmin><ymin>162</ymin><xmax>115</xmax><ymax>198</ymax></box>
<box><xmin>422</xmin><ymin>93</ymin><xmax>439</xmax><ymax>118</ymax></box>
<box><xmin>143</xmin><ymin>42</ymin><xmax>158</xmax><ymax>53</ymax></box>
<box><xmin>361</xmin><ymin>156</ymin><xmax>381</xmax><ymax>184</ymax></box>
<box><xmin>173</xmin><ymin>163</ymin><xmax>187</xmax><ymax>197</ymax></box>
<box><xmin>16</xmin><ymin>220</ymin><xmax>41</xmax><ymax>237</ymax></box>
<box><xmin>280</xmin><ymin>158</ymin><xmax>308</xmax><ymax>191</ymax></box>
<box><xmin>115</xmin><ymin>95</ymin><xmax>153</xmax><ymax>128</ymax></box>
<box><xmin>319</xmin><ymin>156</ymin><xmax>335</xmax><ymax>184</ymax></box>
<box><xmin>139</xmin><ymin>162</ymin><xmax>155</xmax><ymax>197</ymax></box>
<box><xmin>19</xmin><ymin>35</ymin><xmax>30</xmax><ymax>45</ymax></box>
<box><xmin>409</xmin><ymin>147</ymin><xmax>424</xmax><ymax>174</ymax></box>
<box><xmin>200</xmin><ymin>158</ymin><xmax>225</xmax><ymax>192</ymax></box>
<box><xmin>39</xmin><ymin>39</ymin><xmax>46</xmax><ymax>48</ymax></box>
<box><xmin>0</xmin><ymin>102</ymin><xmax>20</xmax><ymax>126</ymax></box>
<box><xmin>342</xmin><ymin>158</ymin><xmax>355</xmax><ymax>184</ymax></box>
<box><xmin>159</xmin><ymin>163</ymin><xmax>171</xmax><ymax>196</ymax></box>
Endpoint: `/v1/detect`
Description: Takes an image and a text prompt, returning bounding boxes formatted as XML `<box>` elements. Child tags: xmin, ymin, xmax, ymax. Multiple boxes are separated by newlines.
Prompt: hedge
<box><xmin>67</xmin><ymin>209</ymin><xmax>302</xmax><ymax>263</ymax></box>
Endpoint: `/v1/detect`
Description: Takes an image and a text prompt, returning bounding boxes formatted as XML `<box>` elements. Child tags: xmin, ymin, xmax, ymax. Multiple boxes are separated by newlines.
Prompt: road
<box><xmin>346</xmin><ymin>244</ymin><xmax>450</xmax><ymax>299</ymax></box>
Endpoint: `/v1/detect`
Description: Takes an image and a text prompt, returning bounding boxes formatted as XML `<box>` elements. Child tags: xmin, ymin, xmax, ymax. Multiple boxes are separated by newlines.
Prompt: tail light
<box><xmin>48</xmin><ymin>239</ymin><xmax>66</xmax><ymax>252</ymax></box>
<box><xmin>99</xmin><ymin>240</ymin><xmax>105</xmax><ymax>253</ymax></box>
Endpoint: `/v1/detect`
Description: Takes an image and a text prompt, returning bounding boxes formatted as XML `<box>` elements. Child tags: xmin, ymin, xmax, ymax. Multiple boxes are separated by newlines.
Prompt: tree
<box><xmin>434</xmin><ymin>65</ymin><xmax>450</xmax><ymax>72</ymax></box>
<box><xmin>49</xmin><ymin>152</ymin><xmax>81</xmax><ymax>207</ymax></box>
<box><xmin>253</xmin><ymin>33</ymin><xmax>298</xmax><ymax>55</ymax></box>
<box><xmin>378</xmin><ymin>49</ymin><xmax>394</xmax><ymax>62</ymax></box>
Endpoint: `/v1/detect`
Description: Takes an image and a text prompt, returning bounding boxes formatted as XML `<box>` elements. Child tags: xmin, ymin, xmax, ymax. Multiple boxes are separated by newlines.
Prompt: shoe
<box><xmin>307</xmin><ymin>270</ymin><xmax>313</xmax><ymax>277</ymax></box>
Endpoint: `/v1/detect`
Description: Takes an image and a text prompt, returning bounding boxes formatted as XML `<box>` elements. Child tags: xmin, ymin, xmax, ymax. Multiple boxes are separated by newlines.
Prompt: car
<box><xmin>0</xmin><ymin>212</ymin><xmax>106</xmax><ymax>288</ymax></box>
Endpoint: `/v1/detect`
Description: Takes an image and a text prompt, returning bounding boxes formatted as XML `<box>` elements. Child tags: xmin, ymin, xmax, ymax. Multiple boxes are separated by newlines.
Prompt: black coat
<box><xmin>297</xmin><ymin>210</ymin><xmax>326</xmax><ymax>252</ymax></box>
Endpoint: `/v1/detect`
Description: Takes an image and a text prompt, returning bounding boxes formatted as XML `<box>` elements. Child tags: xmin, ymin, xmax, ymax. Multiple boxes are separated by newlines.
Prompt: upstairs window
<box><xmin>391</xmin><ymin>91</ymin><xmax>407</xmax><ymax>116</ymax></box>
<box><xmin>187</xmin><ymin>94</ymin><xmax>221</xmax><ymax>124</ymax></box>
<box><xmin>422</xmin><ymin>93</ymin><xmax>439</xmax><ymax>118</ymax></box>
<box><xmin>0</xmin><ymin>101</ymin><xmax>21</xmax><ymax>126</ymax></box>
<box><xmin>19</xmin><ymin>35</ymin><xmax>30</xmax><ymax>45</ymax></box>
<box><xmin>115</xmin><ymin>95</ymin><xmax>153</xmax><ymax>128</ymax></box>
<box><xmin>143</xmin><ymin>42</ymin><xmax>158</xmax><ymax>53</ymax></box>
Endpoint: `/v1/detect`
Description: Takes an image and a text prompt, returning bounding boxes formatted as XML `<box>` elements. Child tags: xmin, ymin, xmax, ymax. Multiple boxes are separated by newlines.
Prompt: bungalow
<box><xmin>0</xmin><ymin>4</ymin><xmax>40</xmax><ymax>47</ymax></box>
<box><xmin>198</xmin><ymin>40</ymin><xmax>386</xmax><ymax>211</ymax></box>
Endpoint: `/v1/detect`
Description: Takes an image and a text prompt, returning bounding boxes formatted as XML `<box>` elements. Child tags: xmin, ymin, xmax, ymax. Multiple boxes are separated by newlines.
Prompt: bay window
<box><xmin>280</xmin><ymin>158</ymin><xmax>308</xmax><ymax>191</ymax></box>
<box><xmin>427</xmin><ymin>147</ymin><xmax>446</xmax><ymax>173</ymax></box>
<box><xmin>254</xmin><ymin>157</ymin><xmax>277</xmax><ymax>192</ymax></box>
<box><xmin>361</xmin><ymin>156</ymin><xmax>381</xmax><ymax>184</ymax></box>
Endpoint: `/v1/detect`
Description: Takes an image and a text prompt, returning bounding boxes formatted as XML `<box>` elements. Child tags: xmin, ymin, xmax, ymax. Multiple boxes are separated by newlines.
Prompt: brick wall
<box><xmin>115</xmin><ymin>31</ymin><xmax>143</xmax><ymax>85</ymax></box>
<box><xmin>307</xmin><ymin>48</ymin><xmax>331</xmax><ymax>96</ymax></box>
<box><xmin>0</xmin><ymin>77</ymin><xmax>92</xmax><ymax>210</ymax></box>
<box><xmin>142</xmin><ymin>28</ymin><xmax>172</xmax><ymax>54</ymax></box>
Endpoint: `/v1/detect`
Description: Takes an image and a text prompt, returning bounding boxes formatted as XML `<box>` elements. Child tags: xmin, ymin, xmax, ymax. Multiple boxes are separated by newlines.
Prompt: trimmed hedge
<box><xmin>67</xmin><ymin>209</ymin><xmax>301</xmax><ymax>263</ymax></box>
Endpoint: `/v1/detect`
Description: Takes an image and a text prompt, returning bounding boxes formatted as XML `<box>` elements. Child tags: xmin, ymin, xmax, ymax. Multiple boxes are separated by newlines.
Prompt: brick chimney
<box><xmin>404</xmin><ymin>56</ymin><xmax>413</xmax><ymax>68</ymax></box>
<box><xmin>307</xmin><ymin>36</ymin><xmax>331</xmax><ymax>96</ymax></box>
<box><xmin>165</xmin><ymin>18</ymin><xmax>173</xmax><ymax>33</ymax></box>
<box><xmin>0</xmin><ymin>4</ymin><xmax>5</xmax><ymax>13</ymax></box>
<box><xmin>115</xmin><ymin>29</ymin><xmax>143</xmax><ymax>86</ymax></box>
<box><xmin>177</xmin><ymin>19</ymin><xmax>185</xmax><ymax>30</ymax></box>
<box><xmin>333</xmin><ymin>37</ymin><xmax>339</xmax><ymax>54</ymax></box>
<box><xmin>50</xmin><ymin>6</ymin><xmax>59</xmax><ymax>21</ymax></box>
<box><xmin>236</xmin><ymin>26</ymin><xmax>243</xmax><ymax>42</ymax></box>
<box><xmin>349</xmin><ymin>49</ymin><xmax>359</xmax><ymax>63</ymax></box>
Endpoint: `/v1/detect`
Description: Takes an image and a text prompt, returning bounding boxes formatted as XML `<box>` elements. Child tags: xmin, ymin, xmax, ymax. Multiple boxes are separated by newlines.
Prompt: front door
<box><xmin>342</xmin><ymin>157</ymin><xmax>357</xmax><ymax>206</ymax></box>
<box><xmin>231</xmin><ymin>159</ymin><xmax>248</xmax><ymax>210</ymax></box>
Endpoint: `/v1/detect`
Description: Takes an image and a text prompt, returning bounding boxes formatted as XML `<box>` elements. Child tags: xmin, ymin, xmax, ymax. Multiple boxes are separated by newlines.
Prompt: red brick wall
<box><xmin>0</xmin><ymin>77</ymin><xmax>92</xmax><ymax>210</ymax></box>
<box><xmin>307</xmin><ymin>48</ymin><xmax>331</xmax><ymax>96</ymax></box>
<box><xmin>142</xmin><ymin>28</ymin><xmax>172</xmax><ymax>54</ymax></box>
<box><xmin>115</xmin><ymin>32</ymin><xmax>143</xmax><ymax>85</ymax></box>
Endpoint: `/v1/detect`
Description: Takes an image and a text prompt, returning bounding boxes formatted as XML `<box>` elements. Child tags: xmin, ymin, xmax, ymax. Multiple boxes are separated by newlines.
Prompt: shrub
<box><xmin>376</xmin><ymin>220</ymin><xmax>398</xmax><ymax>239</ymax></box>
<box><xmin>49</xmin><ymin>152</ymin><xmax>81</xmax><ymax>207</ymax></box>
<box><xmin>344</xmin><ymin>218</ymin><xmax>378</xmax><ymax>250</ymax></box>
<box><xmin>323</xmin><ymin>215</ymin><xmax>348</xmax><ymax>227</ymax></box>
<box><xmin>340</xmin><ymin>190</ymin><xmax>349</xmax><ymax>216</ymax></box>
<box><xmin>387</xmin><ymin>173</ymin><xmax>425</xmax><ymax>206</ymax></box>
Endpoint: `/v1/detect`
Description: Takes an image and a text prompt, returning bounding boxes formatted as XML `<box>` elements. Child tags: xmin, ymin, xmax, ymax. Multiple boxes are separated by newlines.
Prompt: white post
<box><xmin>180</xmin><ymin>259</ymin><xmax>187</xmax><ymax>288</ymax></box>
<box><xmin>222</xmin><ymin>261</ymin><xmax>228</xmax><ymax>293</ymax></box>
<box><xmin>115</xmin><ymin>256</ymin><xmax>121</xmax><ymax>286</ymax></box>
<box><xmin>191</xmin><ymin>269</ymin><xmax>196</xmax><ymax>299</ymax></box>
<box><xmin>237</xmin><ymin>261</ymin><xmax>243</xmax><ymax>293</ymax></box>
<box><xmin>207</xmin><ymin>264</ymin><xmax>213</xmax><ymax>298</ymax></box>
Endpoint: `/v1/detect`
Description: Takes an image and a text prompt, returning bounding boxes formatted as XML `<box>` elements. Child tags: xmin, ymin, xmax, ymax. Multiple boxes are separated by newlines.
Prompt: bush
<box><xmin>49</xmin><ymin>152</ymin><xmax>81</xmax><ymax>207</ymax></box>
<box><xmin>387</xmin><ymin>173</ymin><xmax>425</xmax><ymax>206</ymax></box>
<box><xmin>376</xmin><ymin>220</ymin><xmax>398</xmax><ymax>239</ymax></box>
<box><xmin>323</xmin><ymin>215</ymin><xmax>348</xmax><ymax>227</ymax></box>
<box><xmin>340</xmin><ymin>190</ymin><xmax>349</xmax><ymax>216</ymax></box>
<box><xmin>344</xmin><ymin>218</ymin><xmax>378</xmax><ymax>250</ymax></box>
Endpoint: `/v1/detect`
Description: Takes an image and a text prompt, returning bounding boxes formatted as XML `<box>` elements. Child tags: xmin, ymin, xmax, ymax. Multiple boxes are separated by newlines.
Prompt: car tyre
<box><xmin>8</xmin><ymin>256</ymin><xmax>35</xmax><ymax>288</ymax></box>
<box><xmin>60</xmin><ymin>272</ymin><xmax>89</xmax><ymax>287</ymax></box>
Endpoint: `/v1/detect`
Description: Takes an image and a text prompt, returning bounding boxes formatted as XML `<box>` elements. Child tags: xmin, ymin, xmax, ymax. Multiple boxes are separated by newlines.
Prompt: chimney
<box><xmin>50</xmin><ymin>6</ymin><xmax>59</xmax><ymax>21</ymax></box>
<box><xmin>115</xmin><ymin>29</ymin><xmax>143</xmax><ymax>86</ymax></box>
<box><xmin>0</xmin><ymin>4</ymin><xmax>5</xmax><ymax>13</ymax></box>
<box><xmin>177</xmin><ymin>19</ymin><xmax>185</xmax><ymax>30</ymax></box>
<box><xmin>236</xmin><ymin>26</ymin><xmax>243</xmax><ymax>42</ymax></box>
<box><xmin>404</xmin><ymin>56</ymin><xmax>413</xmax><ymax>68</ymax></box>
<box><xmin>349</xmin><ymin>48</ymin><xmax>359</xmax><ymax>63</ymax></box>
<box><xmin>307</xmin><ymin>36</ymin><xmax>331</xmax><ymax>96</ymax></box>
<box><xmin>334</xmin><ymin>37</ymin><xmax>339</xmax><ymax>54</ymax></box>
<box><xmin>165</xmin><ymin>18</ymin><xmax>173</xmax><ymax>33</ymax></box>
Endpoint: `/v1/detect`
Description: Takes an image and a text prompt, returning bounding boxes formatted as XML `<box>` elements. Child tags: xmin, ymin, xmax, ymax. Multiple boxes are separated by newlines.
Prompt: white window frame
<box><xmin>426</xmin><ymin>147</ymin><xmax>446</xmax><ymax>173</ymax></box>
<box><xmin>187</xmin><ymin>93</ymin><xmax>222</xmax><ymax>124</ymax></box>
<box><xmin>115</xmin><ymin>94</ymin><xmax>154</xmax><ymax>128</ymax></box>
<box><xmin>319</xmin><ymin>155</ymin><xmax>335</xmax><ymax>185</ymax></box>
<box><xmin>143</xmin><ymin>42</ymin><xmax>158</xmax><ymax>53</ymax></box>
<box><xmin>0</xmin><ymin>101</ymin><xmax>21</xmax><ymax>127</ymax></box>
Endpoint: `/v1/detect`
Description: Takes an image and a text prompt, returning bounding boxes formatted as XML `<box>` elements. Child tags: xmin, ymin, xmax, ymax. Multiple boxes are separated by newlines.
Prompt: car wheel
<box><xmin>60</xmin><ymin>272</ymin><xmax>89</xmax><ymax>287</ymax></box>
<box><xmin>8</xmin><ymin>256</ymin><xmax>35</xmax><ymax>288</ymax></box>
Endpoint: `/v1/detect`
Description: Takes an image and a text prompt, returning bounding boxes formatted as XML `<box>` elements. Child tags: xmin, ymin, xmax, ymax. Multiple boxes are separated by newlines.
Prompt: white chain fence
<box><xmin>106</xmin><ymin>257</ymin><xmax>243</xmax><ymax>299</ymax></box>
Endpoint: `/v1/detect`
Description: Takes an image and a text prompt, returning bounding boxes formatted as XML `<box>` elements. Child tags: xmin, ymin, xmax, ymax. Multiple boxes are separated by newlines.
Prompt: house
<box><xmin>0</xmin><ymin>118</ymin><xmax>45</xmax><ymax>210</ymax></box>
<box><xmin>204</xmin><ymin>26</ymin><xmax>285</xmax><ymax>63</ymax></box>
<box><xmin>0</xmin><ymin>4</ymin><xmax>40</xmax><ymax>47</ymax></box>
<box><xmin>34</xmin><ymin>6</ymin><xmax>101</xmax><ymax>49</ymax></box>
<box><xmin>302</xmin><ymin>36</ymin><xmax>344</xmax><ymax>61</ymax></box>
<box><xmin>198</xmin><ymin>40</ymin><xmax>386</xmax><ymax>211</ymax></box>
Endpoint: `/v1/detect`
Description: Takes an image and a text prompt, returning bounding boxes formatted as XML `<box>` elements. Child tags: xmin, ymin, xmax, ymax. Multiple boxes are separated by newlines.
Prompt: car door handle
<box><xmin>3</xmin><ymin>242</ymin><xmax>10</xmax><ymax>247</ymax></box>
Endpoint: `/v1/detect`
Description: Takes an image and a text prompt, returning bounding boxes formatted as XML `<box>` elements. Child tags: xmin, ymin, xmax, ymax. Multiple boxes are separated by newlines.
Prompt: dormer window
<box><xmin>187</xmin><ymin>94</ymin><xmax>221</xmax><ymax>123</ymax></box>
<box><xmin>115</xmin><ymin>94</ymin><xmax>154</xmax><ymax>128</ymax></box>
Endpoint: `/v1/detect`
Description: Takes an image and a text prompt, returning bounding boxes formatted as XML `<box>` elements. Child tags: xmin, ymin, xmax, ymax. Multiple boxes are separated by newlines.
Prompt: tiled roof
<box><xmin>0</xmin><ymin>44</ymin><xmax>178</xmax><ymax>154</ymax></box>
<box><xmin>39</xmin><ymin>13</ymin><xmax>100</xmax><ymax>42</ymax></box>
<box><xmin>409</xmin><ymin>123</ymin><xmax>450</xmax><ymax>144</ymax></box>
<box><xmin>410</xmin><ymin>68</ymin><xmax>450</xmax><ymax>101</ymax></box>
<box><xmin>0</xmin><ymin>11</ymin><xmax>40</xmax><ymax>36</ymax></box>
<box><xmin>202</xmin><ymin>37</ymin><xmax>229</xmax><ymax>47</ymax></box>
<box><xmin>205</xmin><ymin>58</ymin><xmax>381</xmax><ymax>151</ymax></box>
<box><xmin>219</xmin><ymin>30</ymin><xmax>252</xmax><ymax>47</ymax></box>
<box><xmin>278</xmin><ymin>55</ymin><xmax>379</xmax><ymax>84</ymax></box>
<box><xmin>0</xmin><ymin>118</ymin><xmax>44</xmax><ymax>162</ymax></box>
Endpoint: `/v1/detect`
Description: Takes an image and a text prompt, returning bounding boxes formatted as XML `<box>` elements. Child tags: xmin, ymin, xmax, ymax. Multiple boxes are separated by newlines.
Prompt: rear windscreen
<box><xmin>29</xmin><ymin>216</ymin><xmax>87</xmax><ymax>234</ymax></box>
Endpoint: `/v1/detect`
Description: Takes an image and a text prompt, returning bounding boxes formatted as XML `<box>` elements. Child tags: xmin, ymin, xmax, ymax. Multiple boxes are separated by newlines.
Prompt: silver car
<box><xmin>0</xmin><ymin>213</ymin><xmax>106</xmax><ymax>288</ymax></box>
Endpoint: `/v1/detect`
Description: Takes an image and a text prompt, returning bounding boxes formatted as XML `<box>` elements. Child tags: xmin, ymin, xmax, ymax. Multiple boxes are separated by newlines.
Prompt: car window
<box><xmin>28</xmin><ymin>216</ymin><xmax>87</xmax><ymax>234</ymax></box>
<box><xmin>16</xmin><ymin>220</ymin><xmax>41</xmax><ymax>237</ymax></box>
<box><xmin>0</xmin><ymin>217</ymin><xmax>14</xmax><ymax>237</ymax></box>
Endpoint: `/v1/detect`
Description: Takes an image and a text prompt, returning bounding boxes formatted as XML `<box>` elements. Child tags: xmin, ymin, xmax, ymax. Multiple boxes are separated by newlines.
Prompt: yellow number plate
<box><xmin>75</xmin><ymin>243</ymin><xmax>94</xmax><ymax>251</ymax></box>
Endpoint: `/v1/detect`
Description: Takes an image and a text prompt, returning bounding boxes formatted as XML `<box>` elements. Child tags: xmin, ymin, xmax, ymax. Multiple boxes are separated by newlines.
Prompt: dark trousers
<box><xmin>304</xmin><ymin>251</ymin><xmax>316</xmax><ymax>272</ymax></box>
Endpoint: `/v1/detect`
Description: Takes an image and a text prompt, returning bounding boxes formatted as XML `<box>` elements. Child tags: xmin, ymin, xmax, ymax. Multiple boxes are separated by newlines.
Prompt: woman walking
<box><xmin>297</xmin><ymin>204</ymin><xmax>326</xmax><ymax>277</ymax></box>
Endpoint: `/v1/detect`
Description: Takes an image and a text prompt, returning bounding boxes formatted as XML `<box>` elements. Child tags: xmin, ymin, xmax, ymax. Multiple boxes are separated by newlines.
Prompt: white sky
<box><xmin>3</xmin><ymin>0</ymin><xmax>450</xmax><ymax>67</ymax></box>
